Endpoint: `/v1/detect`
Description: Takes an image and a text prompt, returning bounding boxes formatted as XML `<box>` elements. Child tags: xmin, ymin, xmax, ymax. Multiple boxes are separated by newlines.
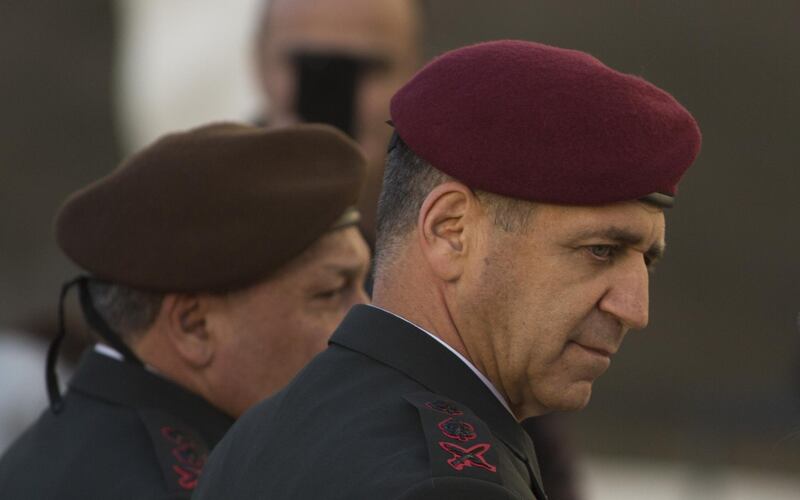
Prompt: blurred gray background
<box><xmin>1</xmin><ymin>0</ymin><xmax>798</xmax><ymax>496</ymax></box>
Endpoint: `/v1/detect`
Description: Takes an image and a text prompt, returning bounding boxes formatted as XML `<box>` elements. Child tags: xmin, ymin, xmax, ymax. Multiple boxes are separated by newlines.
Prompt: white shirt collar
<box><xmin>94</xmin><ymin>343</ymin><xmax>124</xmax><ymax>361</ymax></box>
<box><xmin>367</xmin><ymin>304</ymin><xmax>514</xmax><ymax>416</ymax></box>
<box><xmin>93</xmin><ymin>344</ymin><xmax>160</xmax><ymax>375</ymax></box>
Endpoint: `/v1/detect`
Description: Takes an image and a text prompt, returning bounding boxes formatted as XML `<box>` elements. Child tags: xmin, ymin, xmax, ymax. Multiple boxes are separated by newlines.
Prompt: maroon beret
<box><xmin>56</xmin><ymin>123</ymin><xmax>366</xmax><ymax>292</ymax></box>
<box><xmin>390</xmin><ymin>40</ymin><xmax>701</xmax><ymax>206</ymax></box>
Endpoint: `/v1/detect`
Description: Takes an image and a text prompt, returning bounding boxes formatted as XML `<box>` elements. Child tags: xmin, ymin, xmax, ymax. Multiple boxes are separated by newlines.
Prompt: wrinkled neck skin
<box><xmin>372</xmin><ymin>246</ymin><xmax>477</xmax><ymax>395</ymax></box>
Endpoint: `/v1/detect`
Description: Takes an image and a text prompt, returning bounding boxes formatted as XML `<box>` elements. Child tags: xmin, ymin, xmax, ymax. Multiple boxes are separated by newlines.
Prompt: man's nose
<box><xmin>597</xmin><ymin>258</ymin><xmax>650</xmax><ymax>331</ymax></box>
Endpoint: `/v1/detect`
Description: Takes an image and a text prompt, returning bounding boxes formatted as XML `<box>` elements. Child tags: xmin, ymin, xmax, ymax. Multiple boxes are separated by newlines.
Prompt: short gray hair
<box><xmin>87</xmin><ymin>280</ymin><xmax>164</xmax><ymax>340</ymax></box>
<box><xmin>374</xmin><ymin>137</ymin><xmax>534</xmax><ymax>273</ymax></box>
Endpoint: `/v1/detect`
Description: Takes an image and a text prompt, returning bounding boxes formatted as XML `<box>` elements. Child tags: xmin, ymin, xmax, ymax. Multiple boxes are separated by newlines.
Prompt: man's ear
<box><xmin>161</xmin><ymin>293</ymin><xmax>214</xmax><ymax>368</ymax></box>
<box><xmin>417</xmin><ymin>181</ymin><xmax>479</xmax><ymax>282</ymax></box>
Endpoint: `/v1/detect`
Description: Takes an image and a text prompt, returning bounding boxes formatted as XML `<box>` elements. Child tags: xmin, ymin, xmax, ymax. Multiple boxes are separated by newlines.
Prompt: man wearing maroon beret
<box><xmin>0</xmin><ymin>123</ymin><xmax>371</xmax><ymax>499</ymax></box>
<box><xmin>196</xmin><ymin>40</ymin><xmax>702</xmax><ymax>500</ymax></box>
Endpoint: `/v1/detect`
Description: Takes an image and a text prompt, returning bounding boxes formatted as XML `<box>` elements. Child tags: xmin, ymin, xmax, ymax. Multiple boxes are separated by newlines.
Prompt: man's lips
<box><xmin>570</xmin><ymin>341</ymin><xmax>616</xmax><ymax>358</ymax></box>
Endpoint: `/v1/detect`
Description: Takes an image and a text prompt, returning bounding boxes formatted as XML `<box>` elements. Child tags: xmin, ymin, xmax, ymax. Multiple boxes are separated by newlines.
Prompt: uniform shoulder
<box><xmin>402</xmin><ymin>391</ymin><xmax>504</xmax><ymax>487</ymax></box>
<box><xmin>0</xmin><ymin>396</ymin><xmax>188</xmax><ymax>498</ymax></box>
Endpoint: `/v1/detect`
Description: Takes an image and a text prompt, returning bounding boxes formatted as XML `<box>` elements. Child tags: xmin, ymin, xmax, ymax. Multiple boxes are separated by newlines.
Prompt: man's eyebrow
<box><xmin>322</xmin><ymin>261</ymin><xmax>368</xmax><ymax>276</ymax></box>
<box><xmin>571</xmin><ymin>226</ymin><xmax>643</xmax><ymax>245</ymax></box>
<box><xmin>571</xmin><ymin>226</ymin><xmax>666</xmax><ymax>262</ymax></box>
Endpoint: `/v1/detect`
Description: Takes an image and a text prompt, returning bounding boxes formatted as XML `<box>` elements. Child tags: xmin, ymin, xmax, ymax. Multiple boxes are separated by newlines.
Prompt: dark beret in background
<box><xmin>56</xmin><ymin>123</ymin><xmax>366</xmax><ymax>292</ymax></box>
<box><xmin>390</xmin><ymin>40</ymin><xmax>701</xmax><ymax>207</ymax></box>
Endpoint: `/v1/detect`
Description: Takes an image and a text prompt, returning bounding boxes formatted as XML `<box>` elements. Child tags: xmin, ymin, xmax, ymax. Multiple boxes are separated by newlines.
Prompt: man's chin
<box><xmin>516</xmin><ymin>383</ymin><xmax>593</xmax><ymax>418</ymax></box>
<box><xmin>546</xmin><ymin>383</ymin><xmax>593</xmax><ymax>412</ymax></box>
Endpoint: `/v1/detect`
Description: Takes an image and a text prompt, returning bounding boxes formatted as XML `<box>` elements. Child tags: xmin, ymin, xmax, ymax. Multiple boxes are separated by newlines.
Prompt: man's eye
<box><xmin>313</xmin><ymin>280</ymin><xmax>355</xmax><ymax>301</ymax></box>
<box><xmin>587</xmin><ymin>245</ymin><xmax>617</xmax><ymax>260</ymax></box>
<box><xmin>644</xmin><ymin>254</ymin><xmax>659</xmax><ymax>273</ymax></box>
<box><xmin>314</xmin><ymin>288</ymin><xmax>343</xmax><ymax>300</ymax></box>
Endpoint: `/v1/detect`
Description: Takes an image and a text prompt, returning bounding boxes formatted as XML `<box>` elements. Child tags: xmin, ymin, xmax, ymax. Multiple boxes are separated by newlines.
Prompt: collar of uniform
<box><xmin>367</xmin><ymin>304</ymin><xmax>515</xmax><ymax>416</ymax></box>
<box><xmin>329</xmin><ymin>304</ymin><xmax>535</xmax><ymax>463</ymax></box>
<box><xmin>68</xmin><ymin>349</ymin><xmax>234</xmax><ymax>447</ymax></box>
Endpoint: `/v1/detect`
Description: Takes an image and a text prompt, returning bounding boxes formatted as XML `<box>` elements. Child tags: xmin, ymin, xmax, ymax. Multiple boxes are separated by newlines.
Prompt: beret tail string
<box><xmin>46</xmin><ymin>276</ymin><xmax>146</xmax><ymax>414</ymax></box>
<box><xmin>47</xmin><ymin>276</ymin><xmax>84</xmax><ymax>413</ymax></box>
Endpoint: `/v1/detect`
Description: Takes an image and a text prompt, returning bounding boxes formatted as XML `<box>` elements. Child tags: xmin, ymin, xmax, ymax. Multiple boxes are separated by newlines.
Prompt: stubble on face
<box><xmin>457</xmin><ymin>202</ymin><xmax>664</xmax><ymax>419</ymax></box>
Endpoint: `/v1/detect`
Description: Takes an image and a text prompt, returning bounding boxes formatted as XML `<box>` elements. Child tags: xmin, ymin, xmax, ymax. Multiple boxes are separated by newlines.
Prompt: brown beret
<box><xmin>55</xmin><ymin>123</ymin><xmax>366</xmax><ymax>292</ymax></box>
<box><xmin>390</xmin><ymin>40</ymin><xmax>701</xmax><ymax>207</ymax></box>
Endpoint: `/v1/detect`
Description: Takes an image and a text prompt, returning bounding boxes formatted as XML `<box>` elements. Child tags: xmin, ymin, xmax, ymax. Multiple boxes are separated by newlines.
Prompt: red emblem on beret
<box><xmin>390</xmin><ymin>40</ymin><xmax>701</xmax><ymax>206</ymax></box>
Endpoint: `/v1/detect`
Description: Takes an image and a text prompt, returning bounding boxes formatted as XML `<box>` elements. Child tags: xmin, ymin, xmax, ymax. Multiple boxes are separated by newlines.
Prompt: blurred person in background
<box><xmin>253</xmin><ymin>2</ymin><xmax>582</xmax><ymax>498</ymax></box>
<box><xmin>253</xmin><ymin>0</ymin><xmax>423</xmax><ymax>245</ymax></box>
<box><xmin>0</xmin><ymin>123</ymin><xmax>370</xmax><ymax>499</ymax></box>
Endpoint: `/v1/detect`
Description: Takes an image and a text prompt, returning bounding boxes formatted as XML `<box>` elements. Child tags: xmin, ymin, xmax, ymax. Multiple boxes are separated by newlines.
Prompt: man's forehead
<box><xmin>538</xmin><ymin>202</ymin><xmax>666</xmax><ymax>243</ymax></box>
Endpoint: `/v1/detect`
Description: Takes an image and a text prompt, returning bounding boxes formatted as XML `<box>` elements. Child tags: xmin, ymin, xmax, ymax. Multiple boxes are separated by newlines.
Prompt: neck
<box><xmin>372</xmin><ymin>259</ymin><xmax>471</xmax><ymax>367</ymax></box>
<box><xmin>374</xmin><ymin>268</ymin><xmax>534</xmax><ymax>421</ymax></box>
<box><xmin>132</xmin><ymin>330</ymin><xmax>210</xmax><ymax>407</ymax></box>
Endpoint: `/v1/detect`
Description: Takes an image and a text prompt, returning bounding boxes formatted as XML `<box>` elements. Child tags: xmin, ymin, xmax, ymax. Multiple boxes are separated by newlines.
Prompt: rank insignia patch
<box><xmin>437</xmin><ymin>417</ymin><xmax>477</xmax><ymax>442</ymax></box>
<box><xmin>404</xmin><ymin>391</ymin><xmax>502</xmax><ymax>484</ymax></box>
<box><xmin>161</xmin><ymin>426</ymin><xmax>208</xmax><ymax>490</ymax></box>
<box><xmin>137</xmin><ymin>409</ymin><xmax>212</xmax><ymax>495</ymax></box>
<box><xmin>439</xmin><ymin>441</ymin><xmax>498</xmax><ymax>473</ymax></box>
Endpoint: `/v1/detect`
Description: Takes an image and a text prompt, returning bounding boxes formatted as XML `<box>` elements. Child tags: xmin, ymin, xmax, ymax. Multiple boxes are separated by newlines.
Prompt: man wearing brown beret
<box><xmin>0</xmin><ymin>123</ymin><xmax>371</xmax><ymax>498</ymax></box>
<box><xmin>195</xmin><ymin>40</ymin><xmax>702</xmax><ymax>499</ymax></box>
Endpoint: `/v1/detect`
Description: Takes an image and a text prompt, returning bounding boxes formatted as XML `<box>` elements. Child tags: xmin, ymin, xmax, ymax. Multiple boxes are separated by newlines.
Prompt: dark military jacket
<box><xmin>195</xmin><ymin>305</ymin><xmax>548</xmax><ymax>499</ymax></box>
<box><xmin>0</xmin><ymin>349</ymin><xmax>233</xmax><ymax>499</ymax></box>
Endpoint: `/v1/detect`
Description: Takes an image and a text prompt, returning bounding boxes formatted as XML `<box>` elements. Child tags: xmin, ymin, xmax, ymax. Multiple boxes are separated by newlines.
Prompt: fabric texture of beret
<box><xmin>55</xmin><ymin>123</ymin><xmax>366</xmax><ymax>292</ymax></box>
<box><xmin>389</xmin><ymin>40</ymin><xmax>701</xmax><ymax>206</ymax></box>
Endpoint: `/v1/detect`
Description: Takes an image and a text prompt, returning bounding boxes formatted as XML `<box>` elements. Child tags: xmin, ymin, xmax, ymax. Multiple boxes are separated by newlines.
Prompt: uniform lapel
<box><xmin>330</xmin><ymin>305</ymin><xmax>547</xmax><ymax>497</ymax></box>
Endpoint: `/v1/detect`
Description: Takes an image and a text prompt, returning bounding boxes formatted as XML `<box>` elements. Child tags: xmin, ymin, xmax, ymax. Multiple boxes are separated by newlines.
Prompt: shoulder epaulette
<box><xmin>404</xmin><ymin>391</ymin><xmax>503</xmax><ymax>485</ymax></box>
<box><xmin>137</xmin><ymin>408</ymin><xmax>210</xmax><ymax>497</ymax></box>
